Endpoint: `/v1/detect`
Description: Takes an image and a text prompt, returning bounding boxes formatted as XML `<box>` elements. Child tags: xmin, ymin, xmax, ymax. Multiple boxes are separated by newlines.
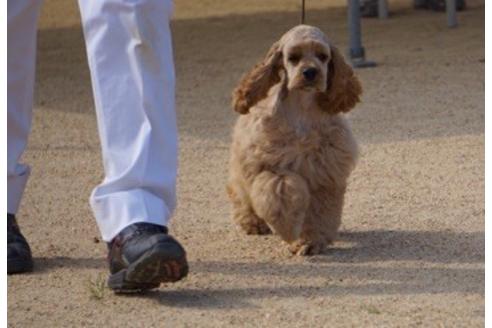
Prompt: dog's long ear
<box><xmin>317</xmin><ymin>46</ymin><xmax>362</xmax><ymax>114</ymax></box>
<box><xmin>232</xmin><ymin>41</ymin><xmax>283</xmax><ymax>114</ymax></box>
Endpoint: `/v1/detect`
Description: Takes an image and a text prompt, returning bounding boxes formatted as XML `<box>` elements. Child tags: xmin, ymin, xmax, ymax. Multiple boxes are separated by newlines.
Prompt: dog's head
<box><xmin>281</xmin><ymin>25</ymin><xmax>331</xmax><ymax>93</ymax></box>
<box><xmin>232</xmin><ymin>25</ymin><xmax>362</xmax><ymax>115</ymax></box>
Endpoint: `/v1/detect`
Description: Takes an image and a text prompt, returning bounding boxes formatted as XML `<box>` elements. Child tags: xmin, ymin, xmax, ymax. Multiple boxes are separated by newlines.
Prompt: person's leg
<box><xmin>7</xmin><ymin>0</ymin><xmax>43</xmax><ymax>274</ymax></box>
<box><xmin>78</xmin><ymin>0</ymin><xmax>178</xmax><ymax>242</ymax></box>
<box><xmin>78</xmin><ymin>0</ymin><xmax>187</xmax><ymax>292</ymax></box>
<box><xmin>8</xmin><ymin>0</ymin><xmax>42</xmax><ymax>217</ymax></box>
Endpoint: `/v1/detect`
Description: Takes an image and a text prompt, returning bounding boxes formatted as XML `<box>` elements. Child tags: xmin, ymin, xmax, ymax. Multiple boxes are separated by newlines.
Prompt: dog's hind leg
<box><xmin>250</xmin><ymin>171</ymin><xmax>310</xmax><ymax>243</ymax></box>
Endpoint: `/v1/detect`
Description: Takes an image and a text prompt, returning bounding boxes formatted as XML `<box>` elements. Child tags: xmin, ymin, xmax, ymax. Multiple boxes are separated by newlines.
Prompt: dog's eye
<box><xmin>317</xmin><ymin>53</ymin><xmax>328</xmax><ymax>62</ymax></box>
<box><xmin>288</xmin><ymin>54</ymin><xmax>301</xmax><ymax>64</ymax></box>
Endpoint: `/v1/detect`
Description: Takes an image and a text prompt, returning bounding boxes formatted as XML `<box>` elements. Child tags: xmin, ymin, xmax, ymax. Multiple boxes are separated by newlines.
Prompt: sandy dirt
<box><xmin>8</xmin><ymin>0</ymin><xmax>484</xmax><ymax>327</ymax></box>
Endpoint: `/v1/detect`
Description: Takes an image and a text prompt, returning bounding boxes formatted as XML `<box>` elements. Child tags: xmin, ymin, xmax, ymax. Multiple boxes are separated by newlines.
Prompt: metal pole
<box><xmin>348</xmin><ymin>0</ymin><xmax>363</xmax><ymax>58</ymax></box>
<box><xmin>446</xmin><ymin>0</ymin><xmax>457</xmax><ymax>28</ymax></box>
<box><xmin>378</xmin><ymin>0</ymin><xmax>388</xmax><ymax>19</ymax></box>
<box><xmin>301</xmin><ymin>0</ymin><xmax>305</xmax><ymax>24</ymax></box>
<box><xmin>347</xmin><ymin>0</ymin><xmax>376</xmax><ymax>68</ymax></box>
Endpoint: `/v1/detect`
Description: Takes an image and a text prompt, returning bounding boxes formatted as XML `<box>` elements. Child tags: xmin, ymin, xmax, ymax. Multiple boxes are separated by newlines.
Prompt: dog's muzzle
<box><xmin>302</xmin><ymin>67</ymin><xmax>318</xmax><ymax>82</ymax></box>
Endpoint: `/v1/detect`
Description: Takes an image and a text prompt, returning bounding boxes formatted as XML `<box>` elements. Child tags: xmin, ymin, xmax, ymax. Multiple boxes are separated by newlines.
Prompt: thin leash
<box><xmin>300</xmin><ymin>0</ymin><xmax>306</xmax><ymax>24</ymax></box>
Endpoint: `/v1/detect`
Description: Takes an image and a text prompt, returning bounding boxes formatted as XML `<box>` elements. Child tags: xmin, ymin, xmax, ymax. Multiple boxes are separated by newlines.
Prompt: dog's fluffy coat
<box><xmin>227</xmin><ymin>25</ymin><xmax>362</xmax><ymax>255</ymax></box>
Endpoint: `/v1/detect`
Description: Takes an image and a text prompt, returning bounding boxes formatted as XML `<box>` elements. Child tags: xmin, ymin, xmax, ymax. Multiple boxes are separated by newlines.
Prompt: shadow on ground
<box><xmin>149</xmin><ymin>267</ymin><xmax>483</xmax><ymax>309</ymax></box>
<box><xmin>33</xmin><ymin>228</ymin><xmax>483</xmax><ymax>309</ymax></box>
<box><xmin>34</xmin><ymin>256</ymin><xmax>105</xmax><ymax>272</ymax></box>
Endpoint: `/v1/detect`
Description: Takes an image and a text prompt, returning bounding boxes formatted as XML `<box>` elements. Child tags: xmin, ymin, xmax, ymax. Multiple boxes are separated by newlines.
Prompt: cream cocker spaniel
<box><xmin>227</xmin><ymin>25</ymin><xmax>362</xmax><ymax>255</ymax></box>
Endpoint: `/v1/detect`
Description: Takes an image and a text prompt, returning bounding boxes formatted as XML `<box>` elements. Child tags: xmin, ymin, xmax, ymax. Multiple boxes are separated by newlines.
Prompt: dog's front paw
<box><xmin>288</xmin><ymin>240</ymin><xmax>326</xmax><ymax>256</ymax></box>
<box><xmin>240</xmin><ymin>218</ymin><xmax>272</xmax><ymax>235</ymax></box>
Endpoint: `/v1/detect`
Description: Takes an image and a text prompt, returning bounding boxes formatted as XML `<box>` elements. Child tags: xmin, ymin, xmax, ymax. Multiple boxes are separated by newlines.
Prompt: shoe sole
<box><xmin>8</xmin><ymin>258</ymin><xmax>33</xmax><ymax>274</ymax></box>
<box><xmin>107</xmin><ymin>243</ymin><xmax>188</xmax><ymax>293</ymax></box>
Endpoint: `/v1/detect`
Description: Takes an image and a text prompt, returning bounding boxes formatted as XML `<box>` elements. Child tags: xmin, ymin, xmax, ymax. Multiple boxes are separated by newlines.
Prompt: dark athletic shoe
<box><xmin>7</xmin><ymin>214</ymin><xmax>33</xmax><ymax>274</ymax></box>
<box><xmin>107</xmin><ymin>222</ymin><xmax>188</xmax><ymax>293</ymax></box>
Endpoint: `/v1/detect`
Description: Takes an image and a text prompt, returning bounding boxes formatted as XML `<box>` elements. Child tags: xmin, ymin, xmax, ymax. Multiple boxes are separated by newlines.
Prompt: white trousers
<box><xmin>8</xmin><ymin>0</ymin><xmax>178</xmax><ymax>242</ymax></box>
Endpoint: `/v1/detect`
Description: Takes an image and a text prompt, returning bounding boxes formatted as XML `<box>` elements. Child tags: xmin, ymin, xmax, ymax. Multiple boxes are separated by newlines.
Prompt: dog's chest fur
<box><xmin>239</xmin><ymin>97</ymin><xmax>356</xmax><ymax>189</ymax></box>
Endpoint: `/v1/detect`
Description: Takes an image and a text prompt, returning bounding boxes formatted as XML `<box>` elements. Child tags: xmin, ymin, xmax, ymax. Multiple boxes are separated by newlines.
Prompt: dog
<box><xmin>227</xmin><ymin>25</ymin><xmax>362</xmax><ymax>255</ymax></box>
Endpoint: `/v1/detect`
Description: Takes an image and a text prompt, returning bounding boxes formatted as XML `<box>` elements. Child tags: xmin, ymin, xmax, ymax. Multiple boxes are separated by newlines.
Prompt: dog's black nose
<box><xmin>302</xmin><ymin>67</ymin><xmax>318</xmax><ymax>81</ymax></box>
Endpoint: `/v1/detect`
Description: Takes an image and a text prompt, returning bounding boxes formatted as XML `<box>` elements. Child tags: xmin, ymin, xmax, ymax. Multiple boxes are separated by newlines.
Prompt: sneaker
<box><xmin>107</xmin><ymin>222</ymin><xmax>188</xmax><ymax>293</ymax></box>
<box><xmin>7</xmin><ymin>214</ymin><xmax>33</xmax><ymax>274</ymax></box>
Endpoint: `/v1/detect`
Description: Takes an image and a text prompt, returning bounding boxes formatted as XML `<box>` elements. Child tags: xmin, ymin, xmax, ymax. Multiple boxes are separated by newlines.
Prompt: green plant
<box><xmin>88</xmin><ymin>274</ymin><xmax>107</xmax><ymax>300</ymax></box>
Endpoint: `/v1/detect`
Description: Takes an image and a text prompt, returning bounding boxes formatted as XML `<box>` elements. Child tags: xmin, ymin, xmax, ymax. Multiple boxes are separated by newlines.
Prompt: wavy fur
<box><xmin>227</xmin><ymin>25</ymin><xmax>362</xmax><ymax>255</ymax></box>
